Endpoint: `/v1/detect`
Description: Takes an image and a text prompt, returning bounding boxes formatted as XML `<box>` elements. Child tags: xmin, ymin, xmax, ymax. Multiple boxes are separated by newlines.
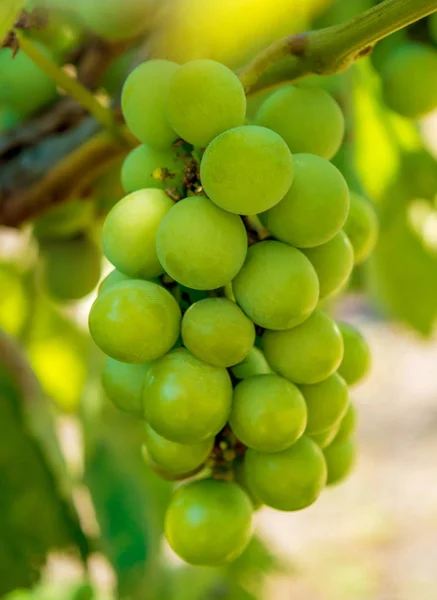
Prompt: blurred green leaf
<box><xmin>0</xmin><ymin>0</ymin><xmax>23</xmax><ymax>45</ymax></box>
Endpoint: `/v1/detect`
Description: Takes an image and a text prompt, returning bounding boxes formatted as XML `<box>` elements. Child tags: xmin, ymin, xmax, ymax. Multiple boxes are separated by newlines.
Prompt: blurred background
<box><xmin>1</xmin><ymin>0</ymin><xmax>437</xmax><ymax>599</ymax></box>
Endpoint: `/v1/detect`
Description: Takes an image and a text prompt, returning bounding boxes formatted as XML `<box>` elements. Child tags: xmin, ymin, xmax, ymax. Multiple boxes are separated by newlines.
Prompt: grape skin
<box><xmin>337</xmin><ymin>322</ymin><xmax>371</xmax><ymax>385</ymax></box>
<box><xmin>231</xmin><ymin>347</ymin><xmax>272</xmax><ymax>380</ymax></box>
<box><xmin>78</xmin><ymin>0</ymin><xmax>157</xmax><ymax>41</ymax></box>
<box><xmin>89</xmin><ymin>280</ymin><xmax>181</xmax><ymax>363</ymax></box>
<box><xmin>181</xmin><ymin>298</ymin><xmax>255</xmax><ymax>367</ymax></box>
<box><xmin>309</xmin><ymin>424</ymin><xmax>340</xmax><ymax>449</ymax></box>
<box><xmin>101</xmin><ymin>358</ymin><xmax>150</xmax><ymax>417</ymax></box>
<box><xmin>121</xmin><ymin>144</ymin><xmax>185</xmax><ymax>194</ymax></box>
<box><xmin>299</xmin><ymin>373</ymin><xmax>349</xmax><ymax>435</ymax></box>
<box><xmin>334</xmin><ymin>403</ymin><xmax>358</xmax><ymax>443</ymax></box>
<box><xmin>200</xmin><ymin>125</ymin><xmax>294</xmax><ymax>215</ymax></box>
<box><xmin>324</xmin><ymin>440</ymin><xmax>357</xmax><ymax>486</ymax></box>
<box><xmin>165</xmin><ymin>59</ymin><xmax>246</xmax><ymax>148</ymax></box>
<box><xmin>344</xmin><ymin>193</ymin><xmax>378</xmax><ymax>265</ymax></box>
<box><xmin>232</xmin><ymin>241</ymin><xmax>319</xmax><ymax>330</ymax></box>
<box><xmin>229</xmin><ymin>374</ymin><xmax>307</xmax><ymax>453</ymax></box>
<box><xmin>156</xmin><ymin>196</ymin><xmax>247</xmax><ymax>290</ymax></box>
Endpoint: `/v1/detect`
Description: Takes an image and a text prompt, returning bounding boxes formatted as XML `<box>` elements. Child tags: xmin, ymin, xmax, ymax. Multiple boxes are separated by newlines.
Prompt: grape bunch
<box><xmin>88</xmin><ymin>58</ymin><xmax>377</xmax><ymax>566</ymax></box>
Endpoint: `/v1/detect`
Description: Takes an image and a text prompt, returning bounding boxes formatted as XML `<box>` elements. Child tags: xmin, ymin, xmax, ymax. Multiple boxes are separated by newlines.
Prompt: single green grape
<box><xmin>181</xmin><ymin>298</ymin><xmax>255</xmax><ymax>367</ymax></box>
<box><xmin>142</xmin><ymin>445</ymin><xmax>201</xmax><ymax>481</ymax></box>
<box><xmin>98</xmin><ymin>269</ymin><xmax>132</xmax><ymax>295</ymax></box>
<box><xmin>262</xmin><ymin>310</ymin><xmax>344</xmax><ymax>384</ymax></box>
<box><xmin>121</xmin><ymin>144</ymin><xmax>185</xmax><ymax>194</ymax></box>
<box><xmin>334</xmin><ymin>403</ymin><xmax>358</xmax><ymax>443</ymax></box>
<box><xmin>77</xmin><ymin>0</ymin><xmax>157</xmax><ymax>40</ymax></box>
<box><xmin>144</xmin><ymin>423</ymin><xmax>213</xmax><ymax>476</ymax></box>
<box><xmin>234</xmin><ymin>456</ymin><xmax>263</xmax><ymax>510</ymax></box>
<box><xmin>33</xmin><ymin>199</ymin><xmax>94</xmax><ymax>241</ymax></box>
<box><xmin>102</xmin><ymin>188</ymin><xmax>174</xmax><ymax>279</ymax></box>
<box><xmin>344</xmin><ymin>193</ymin><xmax>378</xmax><ymax>264</ymax></box>
<box><xmin>232</xmin><ymin>241</ymin><xmax>319</xmax><ymax>330</ymax></box>
<box><xmin>143</xmin><ymin>348</ymin><xmax>232</xmax><ymax>443</ymax></box>
<box><xmin>165</xmin><ymin>479</ymin><xmax>253</xmax><ymax>566</ymax></box>
<box><xmin>309</xmin><ymin>424</ymin><xmax>340</xmax><ymax>449</ymax></box>
<box><xmin>261</xmin><ymin>154</ymin><xmax>350</xmax><ymax>248</ymax></box>
<box><xmin>324</xmin><ymin>440</ymin><xmax>357</xmax><ymax>486</ymax></box>
<box><xmin>200</xmin><ymin>125</ymin><xmax>294</xmax><ymax>215</ymax></box>
<box><xmin>299</xmin><ymin>373</ymin><xmax>349</xmax><ymax>435</ymax></box>
<box><xmin>229</xmin><ymin>374</ymin><xmax>307</xmax><ymax>453</ymax></box>
<box><xmin>121</xmin><ymin>60</ymin><xmax>179</xmax><ymax>148</ymax></box>
<box><xmin>38</xmin><ymin>237</ymin><xmax>101</xmax><ymax>301</ymax></box>
<box><xmin>231</xmin><ymin>347</ymin><xmax>272</xmax><ymax>380</ymax></box>
<box><xmin>101</xmin><ymin>357</ymin><xmax>150</xmax><ymax>417</ymax></box>
<box><xmin>89</xmin><ymin>280</ymin><xmax>181</xmax><ymax>363</ymax></box>
<box><xmin>337</xmin><ymin>322</ymin><xmax>371</xmax><ymax>386</ymax></box>
<box><xmin>156</xmin><ymin>196</ymin><xmax>247</xmax><ymax>290</ymax></box>
<box><xmin>165</xmin><ymin>59</ymin><xmax>246</xmax><ymax>147</ymax></box>
<box><xmin>255</xmin><ymin>85</ymin><xmax>344</xmax><ymax>160</ymax></box>
<box><xmin>0</xmin><ymin>44</ymin><xmax>57</xmax><ymax>116</ymax></box>
<box><xmin>302</xmin><ymin>231</ymin><xmax>354</xmax><ymax>300</ymax></box>
<box><xmin>245</xmin><ymin>436</ymin><xmax>327</xmax><ymax>511</ymax></box>
<box><xmin>381</xmin><ymin>43</ymin><xmax>437</xmax><ymax>118</ymax></box>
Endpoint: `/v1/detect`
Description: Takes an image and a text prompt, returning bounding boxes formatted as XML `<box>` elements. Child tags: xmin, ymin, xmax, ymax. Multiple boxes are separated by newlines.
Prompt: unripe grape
<box><xmin>121</xmin><ymin>144</ymin><xmax>185</xmax><ymax>194</ymax></box>
<box><xmin>165</xmin><ymin>59</ymin><xmax>246</xmax><ymax>147</ymax></box>
<box><xmin>309</xmin><ymin>424</ymin><xmax>340</xmax><ymax>449</ymax></box>
<box><xmin>98</xmin><ymin>269</ymin><xmax>133</xmax><ymax>295</ymax></box>
<box><xmin>334</xmin><ymin>403</ymin><xmax>358</xmax><ymax>443</ymax></box>
<box><xmin>324</xmin><ymin>440</ymin><xmax>357</xmax><ymax>486</ymax></box>
<box><xmin>181</xmin><ymin>298</ymin><xmax>255</xmax><ymax>367</ymax></box>
<box><xmin>156</xmin><ymin>196</ymin><xmax>247</xmax><ymax>290</ymax></box>
<box><xmin>144</xmin><ymin>424</ymin><xmax>213</xmax><ymax>476</ymax></box>
<box><xmin>121</xmin><ymin>60</ymin><xmax>179</xmax><ymax>148</ymax></box>
<box><xmin>200</xmin><ymin>125</ymin><xmax>294</xmax><ymax>215</ymax></box>
<box><xmin>232</xmin><ymin>241</ymin><xmax>319</xmax><ymax>330</ymax></box>
<box><xmin>229</xmin><ymin>374</ymin><xmax>307</xmax><ymax>453</ymax></box>
<box><xmin>302</xmin><ymin>231</ymin><xmax>354</xmax><ymax>299</ymax></box>
<box><xmin>102</xmin><ymin>189</ymin><xmax>174</xmax><ymax>279</ymax></box>
<box><xmin>165</xmin><ymin>479</ymin><xmax>253</xmax><ymax>566</ymax></box>
<box><xmin>255</xmin><ymin>85</ymin><xmax>344</xmax><ymax>160</ymax></box>
<box><xmin>143</xmin><ymin>348</ymin><xmax>232</xmax><ymax>443</ymax></box>
<box><xmin>77</xmin><ymin>0</ymin><xmax>157</xmax><ymax>41</ymax></box>
<box><xmin>234</xmin><ymin>457</ymin><xmax>263</xmax><ymax>510</ymax></box>
<box><xmin>89</xmin><ymin>280</ymin><xmax>181</xmax><ymax>363</ymax></box>
<box><xmin>262</xmin><ymin>310</ymin><xmax>344</xmax><ymax>384</ymax></box>
<box><xmin>142</xmin><ymin>445</ymin><xmax>202</xmax><ymax>481</ymax></box>
<box><xmin>337</xmin><ymin>322</ymin><xmax>371</xmax><ymax>386</ymax></box>
<box><xmin>245</xmin><ymin>437</ymin><xmax>327</xmax><ymax>511</ymax></box>
<box><xmin>33</xmin><ymin>199</ymin><xmax>94</xmax><ymax>241</ymax></box>
<box><xmin>344</xmin><ymin>193</ymin><xmax>378</xmax><ymax>264</ymax></box>
<box><xmin>231</xmin><ymin>347</ymin><xmax>272</xmax><ymax>380</ymax></box>
<box><xmin>38</xmin><ymin>237</ymin><xmax>101</xmax><ymax>301</ymax></box>
<box><xmin>381</xmin><ymin>43</ymin><xmax>437</xmax><ymax>119</ymax></box>
<box><xmin>299</xmin><ymin>373</ymin><xmax>349</xmax><ymax>435</ymax></box>
<box><xmin>261</xmin><ymin>154</ymin><xmax>350</xmax><ymax>248</ymax></box>
<box><xmin>101</xmin><ymin>357</ymin><xmax>150</xmax><ymax>417</ymax></box>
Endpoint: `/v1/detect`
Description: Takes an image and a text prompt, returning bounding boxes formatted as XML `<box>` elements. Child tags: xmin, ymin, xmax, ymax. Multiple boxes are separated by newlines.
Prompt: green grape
<box><xmin>232</xmin><ymin>241</ymin><xmax>319</xmax><ymax>330</ymax></box>
<box><xmin>234</xmin><ymin>457</ymin><xmax>263</xmax><ymax>510</ymax></box>
<box><xmin>261</xmin><ymin>154</ymin><xmax>350</xmax><ymax>248</ymax></box>
<box><xmin>101</xmin><ymin>357</ymin><xmax>150</xmax><ymax>417</ymax></box>
<box><xmin>89</xmin><ymin>280</ymin><xmax>181</xmax><ymax>363</ymax></box>
<box><xmin>299</xmin><ymin>373</ymin><xmax>349</xmax><ymax>435</ymax></box>
<box><xmin>143</xmin><ymin>348</ymin><xmax>232</xmax><ymax>443</ymax></box>
<box><xmin>302</xmin><ymin>231</ymin><xmax>354</xmax><ymax>300</ymax></box>
<box><xmin>0</xmin><ymin>44</ymin><xmax>57</xmax><ymax>116</ymax></box>
<box><xmin>262</xmin><ymin>310</ymin><xmax>344</xmax><ymax>384</ymax></box>
<box><xmin>229</xmin><ymin>374</ymin><xmax>307</xmax><ymax>453</ymax></box>
<box><xmin>165</xmin><ymin>59</ymin><xmax>246</xmax><ymax>148</ymax></box>
<box><xmin>231</xmin><ymin>347</ymin><xmax>272</xmax><ymax>380</ymax></box>
<box><xmin>121</xmin><ymin>144</ymin><xmax>185</xmax><ymax>194</ymax></box>
<box><xmin>141</xmin><ymin>444</ymin><xmax>202</xmax><ymax>481</ymax></box>
<box><xmin>324</xmin><ymin>440</ymin><xmax>357</xmax><ymax>486</ymax></box>
<box><xmin>245</xmin><ymin>436</ymin><xmax>327</xmax><ymax>511</ymax></box>
<box><xmin>98</xmin><ymin>269</ymin><xmax>132</xmax><ymax>295</ymax></box>
<box><xmin>334</xmin><ymin>403</ymin><xmax>358</xmax><ymax>443</ymax></box>
<box><xmin>144</xmin><ymin>423</ymin><xmax>213</xmax><ymax>476</ymax></box>
<box><xmin>181</xmin><ymin>298</ymin><xmax>255</xmax><ymax>367</ymax></box>
<box><xmin>156</xmin><ymin>196</ymin><xmax>247</xmax><ymax>290</ymax></box>
<box><xmin>77</xmin><ymin>0</ymin><xmax>157</xmax><ymax>41</ymax></box>
<box><xmin>33</xmin><ymin>199</ymin><xmax>94</xmax><ymax>241</ymax></box>
<box><xmin>102</xmin><ymin>188</ymin><xmax>174</xmax><ymax>279</ymax></box>
<box><xmin>381</xmin><ymin>43</ymin><xmax>437</xmax><ymax>118</ymax></box>
<box><xmin>200</xmin><ymin>125</ymin><xmax>294</xmax><ymax>215</ymax></box>
<box><xmin>309</xmin><ymin>424</ymin><xmax>340</xmax><ymax>449</ymax></box>
<box><xmin>121</xmin><ymin>60</ymin><xmax>179</xmax><ymax>148</ymax></box>
<box><xmin>38</xmin><ymin>237</ymin><xmax>101</xmax><ymax>301</ymax></box>
<box><xmin>165</xmin><ymin>479</ymin><xmax>253</xmax><ymax>566</ymax></box>
<box><xmin>343</xmin><ymin>193</ymin><xmax>378</xmax><ymax>265</ymax></box>
<box><xmin>255</xmin><ymin>85</ymin><xmax>344</xmax><ymax>160</ymax></box>
<box><xmin>337</xmin><ymin>322</ymin><xmax>371</xmax><ymax>386</ymax></box>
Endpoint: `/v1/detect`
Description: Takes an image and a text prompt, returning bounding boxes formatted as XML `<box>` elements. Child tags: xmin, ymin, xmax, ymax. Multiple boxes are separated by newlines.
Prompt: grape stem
<box><xmin>238</xmin><ymin>0</ymin><xmax>437</xmax><ymax>94</ymax></box>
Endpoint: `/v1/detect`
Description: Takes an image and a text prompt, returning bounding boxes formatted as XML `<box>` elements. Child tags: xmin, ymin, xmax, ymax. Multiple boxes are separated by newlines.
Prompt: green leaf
<box><xmin>0</xmin><ymin>0</ymin><xmax>23</xmax><ymax>44</ymax></box>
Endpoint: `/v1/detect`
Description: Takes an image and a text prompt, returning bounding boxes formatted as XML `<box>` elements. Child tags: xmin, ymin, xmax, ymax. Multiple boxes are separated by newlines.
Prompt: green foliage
<box><xmin>0</xmin><ymin>0</ymin><xmax>24</xmax><ymax>45</ymax></box>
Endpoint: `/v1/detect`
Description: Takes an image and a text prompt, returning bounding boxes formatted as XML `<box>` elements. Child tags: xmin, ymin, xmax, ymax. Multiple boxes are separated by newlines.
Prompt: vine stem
<box><xmin>15</xmin><ymin>31</ymin><xmax>136</xmax><ymax>146</ymax></box>
<box><xmin>238</xmin><ymin>0</ymin><xmax>437</xmax><ymax>94</ymax></box>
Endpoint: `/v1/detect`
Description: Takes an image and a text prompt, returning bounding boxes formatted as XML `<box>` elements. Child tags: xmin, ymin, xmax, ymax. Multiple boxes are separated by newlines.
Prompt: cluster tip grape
<box><xmin>89</xmin><ymin>57</ymin><xmax>377</xmax><ymax>567</ymax></box>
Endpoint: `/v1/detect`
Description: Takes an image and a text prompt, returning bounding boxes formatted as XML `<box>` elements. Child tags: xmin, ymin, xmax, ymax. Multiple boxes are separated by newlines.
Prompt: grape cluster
<box><xmin>89</xmin><ymin>58</ymin><xmax>377</xmax><ymax>566</ymax></box>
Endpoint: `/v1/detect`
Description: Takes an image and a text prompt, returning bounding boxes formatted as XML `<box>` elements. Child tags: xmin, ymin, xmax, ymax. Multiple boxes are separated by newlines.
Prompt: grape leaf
<box><xmin>0</xmin><ymin>0</ymin><xmax>23</xmax><ymax>44</ymax></box>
